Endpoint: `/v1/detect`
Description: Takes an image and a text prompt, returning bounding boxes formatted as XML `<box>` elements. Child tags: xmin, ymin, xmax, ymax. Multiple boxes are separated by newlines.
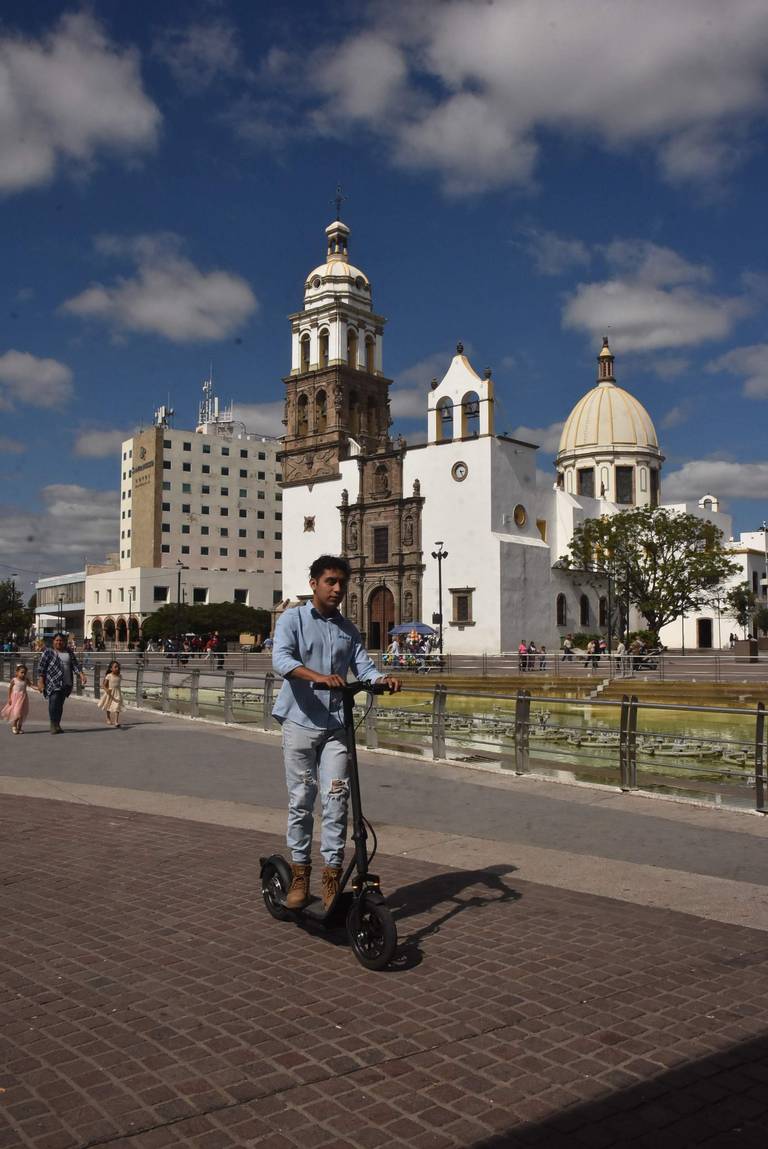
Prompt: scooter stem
<box><xmin>343</xmin><ymin>693</ymin><xmax>369</xmax><ymax>878</ymax></box>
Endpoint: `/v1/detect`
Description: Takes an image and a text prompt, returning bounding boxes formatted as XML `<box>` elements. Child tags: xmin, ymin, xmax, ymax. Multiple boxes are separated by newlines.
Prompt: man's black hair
<box><xmin>309</xmin><ymin>554</ymin><xmax>351</xmax><ymax>581</ymax></box>
<box><xmin>52</xmin><ymin>631</ymin><xmax>68</xmax><ymax>641</ymax></box>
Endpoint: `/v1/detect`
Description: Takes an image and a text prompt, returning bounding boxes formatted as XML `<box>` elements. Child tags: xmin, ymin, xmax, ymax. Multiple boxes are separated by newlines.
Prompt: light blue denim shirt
<box><xmin>272</xmin><ymin>601</ymin><xmax>383</xmax><ymax>730</ymax></box>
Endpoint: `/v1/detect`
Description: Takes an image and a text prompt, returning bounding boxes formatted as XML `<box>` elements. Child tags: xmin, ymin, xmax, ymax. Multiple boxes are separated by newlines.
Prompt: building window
<box><xmin>650</xmin><ymin>468</ymin><xmax>660</xmax><ymax>507</ymax></box>
<box><xmin>275</xmin><ymin>512</ymin><xmax>282</xmax><ymax>521</ymax></box>
<box><xmin>202</xmin><ymin>484</ymin><xmax>210</xmax><ymax>494</ymax></box>
<box><xmin>183</xmin><ymin>442</ymin><xmax>191</xmax><ymax>451</ymax></box>
<box><xmin>234</xmin><ymin>589</ymin><xmax>248</xmax><ymax>604</ymax></box>
<box><xmin>221</xmin><ymin>487</ymin><xmax>229</xmax><ymax>496</ymax></box>
<box><xmin>257</xmin><ymin>530</ymin><xmax>265</xmax><ymax>539</ymax></box>
<box><xmin>373</xmin><ymin>526</ymin><xmax>389</xmax><ymax>564</ymax></box>
<box><xmin>163</xmin><ymin>460</ymin><xmax>171</xmax><ymax>470</ymax></box>
<box><xmin>219</xmin><ymin>547</ymin><xmax>228</xmax><ymax>556</ymax></box>
<box><xmin>258</xmin><ymin>471</ymin><xmax>266</xmax><ymax>480</ymax></box>
<box><xmin>94</xmin><ymin>591</ymin><xmax>100</xmax><ymax>604</ymax></box>
<box><xmin>202</xmin><ymin>464</ymin><xmax>210</xmax><ymax>474</ymax></box>
<box><xmin>258</xmin><ymin>451</ymin><xmax>266</xmax><ymax>460</ymax></box>
<box><xmin>238</xmin><ymin>529</ymin><xmax>247</xmax><ymax>538</ymax></box>
<box><xmin>182</xmin><ymin>483</ymin><xmax>191</xmax><ymax>493</ymax></box>
<box><xmin>163</xmin><ymin>439</ymin><xmax>171</xmax><ymax>448</ymax></box>
<box><xmin>193</xmin><ymin>588</ymin><xmax>208</xmax><ymax>604</ymax></box>
<box><xmin>203</xmin><ymin>444</ymin><xmax>211</xmax><ymax>454</ymax></box>
<box><xmin>222</xmin><ymin>447</ymin><xmax>229</xmax><ymax>456</ymax></box>
<box><xmin>162</xmin><ymin>501</ymin><xmax>170</xmax><ymax>511</ymax></box>
<box><xmin>258</xmin><ymin>491</ymin><xmax>265</xmax><ymax>501</ymax></box>
<box><xmin>238</xmin><ymin>549</ymin><xmax>247</xmax><ymax>558</ymax></box>
<box><xmin>275</xmin><ymin>531</ymin><xmax>282</xmax><ymax>540</ymax></box>
<box><xmin>615</xmin><ymin>466</ymin><xmax>634</xmax><ymax>505</ymax></box>
<box><xmin>449</xmin><ymin>587</ymin><xmax>475</xmax><ymax>625</ymax></box>
<box><xmin>257</xmin><ymin>549</ymin><xmax>265</xmax><ymax>558</ymax></box>
<box><xmin>257</xmin><ymin>511</ymin><xmax>264</xmax><ymax>519</ymax></box>
<box><xmin>301</xmin><ymin>334</ymin><xmax>310</xmax><ymax>372</ymax></box>
<box><xmin>220</xmin><ymin>528</ymin><xmax>229</xmax><ymax>537</ymax></box>
<box><xmin>182</xmin><ymin>503</ymin><xmax>190</xmax><ymax>513</ymax></box>
<box><xmin>161</xmin><ymin>523</ymin><xmax>170</xmax><ymax>533</ymax></box>
<box><xmin>275</xmin><ymin>551</ymin><xmax>282</xmax><ymax>559</ymax></box>
<box><xmin>239</xmin><ymin>489</ymin><xmax>247</xmax><ymax>497</ymax></box>
<box><xmin>239</xmin><ymin>509</ymin><xmax>247</xmax><ymax>518</ymax></box>
<box><xmin>577</xmin><ymin>468</ymin><xmax>595</xmax><ymax>498</ymax></box>
<box><xmin>201</xmin><ymin>505</ymin><xmax>209</xmax><ymax>514</ymax></box>
<box><xmin>201</xmin><ymin>546</ymin><xmax>209</xmax><ymax>555</ymax></box>
<box><xmin>181</xmin><ymin>545</ymin><xmax>190</xmax><ymax>554</ymax></box>
<box><xmin>240</xmin><ymin>469</ymin><xmax>248</xmax><ymax>478</ymax></box>
<box><xmin>201</xmin><ymin>525</ymin><xmax>209</xmax><ymax>535</ymax></box>
<box><xmin>240</xmin><ymin>449</ymin><xmax>248</xmax><ymax>459</ymax></box>
<box><xmin>221</xmin><ymin>467</ymin><xmax>229</xmax><ymax>476</ymax></box>
<box><xmin>182</xmin><ymin>524</ymin><xmax>190</xmax><ymax>534</ymax></box>
<box><xmin>182</xmin><ymin>462</ymin><xmax>191</xmax><ymax>473</ymax></box>
<box><xmin>580</xmin><ymin>595</ymin><xmax>590</xmax><ymax>626</ymax></box>
<box><xmin>161</xmin><ymin>544</ymin><xmax>170</xmax><ymax>553</ymax></box>
<box><xmin>556</xmin><ymin>594</ymin><xmax>567</xmax><ymax>626</ymax></box>
<box><xmin>153</xmin><ymin>586</ymin><xmax>168</xmax><ymax>602</ymax></box>
<box><xmin>220</xmin><ymin>507</ymin><xmax>228</xmax><ymax>516</ymax></box>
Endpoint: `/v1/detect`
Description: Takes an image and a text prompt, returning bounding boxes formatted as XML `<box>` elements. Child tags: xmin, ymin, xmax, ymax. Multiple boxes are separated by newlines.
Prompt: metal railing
<box><xmin>4</xmin><ymin>653</ymin><xmax>763</xmax><ymax>815</ymax></box>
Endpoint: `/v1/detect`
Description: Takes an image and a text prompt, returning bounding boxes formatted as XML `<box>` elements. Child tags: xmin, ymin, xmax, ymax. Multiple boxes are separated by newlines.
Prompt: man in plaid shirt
<box><xmin>37</xmin><ymin>632</ymin><xmax>86</xmax><ymax>734</ymax></box>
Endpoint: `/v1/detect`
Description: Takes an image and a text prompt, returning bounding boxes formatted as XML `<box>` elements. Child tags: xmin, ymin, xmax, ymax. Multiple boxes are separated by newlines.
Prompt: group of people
<box><xmin>516</xmin><ymin>640</ymin><xmax>549</xmax><ymax>671</ymax></box>
<box><xmin>383</xmin><ymin>631</ymin><xmax>438</xmax><ymax>670</ymax></box>
<box><xmin>2</xmin><ymin>632</ymin><xmax>125</xmax><ymax>735</ymax></box>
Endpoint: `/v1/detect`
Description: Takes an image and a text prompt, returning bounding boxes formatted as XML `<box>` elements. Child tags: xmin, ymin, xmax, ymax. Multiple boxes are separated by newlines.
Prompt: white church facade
<box><xmin>279</xmin><ymin>216</ymin><xmax>763</xmax><ymax>653</ymax></box>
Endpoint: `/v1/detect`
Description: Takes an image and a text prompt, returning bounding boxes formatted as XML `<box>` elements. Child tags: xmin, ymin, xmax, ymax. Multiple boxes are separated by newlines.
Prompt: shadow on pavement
<box><xmin>470</xmin><ymin>1030</ymin><xmax>768</xmax><ymax>1148</ymax></box>
<box><xmin>388</xmin><ymin>864</ymin><xmax>522</xmax><ymax>971</ymax></box>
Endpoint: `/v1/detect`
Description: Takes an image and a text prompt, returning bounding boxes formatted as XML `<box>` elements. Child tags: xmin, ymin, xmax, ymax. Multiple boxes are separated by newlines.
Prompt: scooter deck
<box><xmin>294</xmin><ymin>891</ymin><xmax>352</xmax><ymax>925</ymax></box>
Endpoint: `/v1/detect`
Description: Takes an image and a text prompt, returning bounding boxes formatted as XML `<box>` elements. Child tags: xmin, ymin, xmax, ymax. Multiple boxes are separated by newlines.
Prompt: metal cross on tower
<box><xmin>332</xmin><ymin>184</ymin><xmax>347</xmax><ymax>220</ymax></box>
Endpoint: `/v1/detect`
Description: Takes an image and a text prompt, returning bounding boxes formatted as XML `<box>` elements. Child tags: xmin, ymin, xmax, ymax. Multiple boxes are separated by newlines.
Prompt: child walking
<box><xmin>2</xmin><ymin>664</ymin><xmax>32</xmax><ymax>734</ymax></box>
<box><xmin>98</xmin><ymin>661</ymin><xmax>124</xmax><ymax>727</ymax></box>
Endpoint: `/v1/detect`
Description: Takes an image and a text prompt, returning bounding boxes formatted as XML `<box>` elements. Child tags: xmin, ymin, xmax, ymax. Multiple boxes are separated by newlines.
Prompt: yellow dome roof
<box><xmin>558</xmin><ymin>381</ymin><xmax>659</xmax><ymax>456</ymax></box>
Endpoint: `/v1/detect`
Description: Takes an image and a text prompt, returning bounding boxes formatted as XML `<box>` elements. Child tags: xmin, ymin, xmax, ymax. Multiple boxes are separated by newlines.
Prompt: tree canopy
<box><xmin>139</xmin><ymin>601</ymin><xmax>272</xmax><ymax>643</ymax></box>
<box><xmin>0</xmin><ymin>579</ymin><xmax>33</xmax><ymax>642</ymax></box>
<box><xmin>724</xmin><ymin>582</ymin><xmax>758</xmax><ymax>635</ymax></box>
<box><xmin>561</xmin><ymin>506</ymin><xmax>740</xmax><ymax>641</ymax></box>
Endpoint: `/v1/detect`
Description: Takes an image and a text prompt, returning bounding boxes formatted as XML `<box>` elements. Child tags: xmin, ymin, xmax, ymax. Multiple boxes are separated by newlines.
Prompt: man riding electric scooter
<box><xmin>271</xmin><ymin>555</ymin><xmax>401</xmax><ymax>913</ymax></box>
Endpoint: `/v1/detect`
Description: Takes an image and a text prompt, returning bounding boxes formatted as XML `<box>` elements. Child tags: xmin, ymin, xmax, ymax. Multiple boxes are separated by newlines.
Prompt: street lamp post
<box><xmin>9</xmin><ymin>572</ymin><xmax>18</xmax><ymax>646</ymax></box>
<box><xmin>127</xmin><ymin>588</ymin><xmax>134</xmax><ymax>650</ymax></box>
<box><xmin>58</xmin><ymin>594</ymin><xmax>64</xmax><ymax>636</ymax></box>
<box><xmin>431</xmin><ymin>542</ymin><xmax>448</xmax><ymax>656</ymax></box>
<box><xmin>176</xmin><ymin>561</ymin><xmax>187</xmax><ymax>654</ymax></box>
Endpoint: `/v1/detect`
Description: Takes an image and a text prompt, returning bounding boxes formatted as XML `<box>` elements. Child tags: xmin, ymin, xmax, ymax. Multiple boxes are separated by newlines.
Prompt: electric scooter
<box><xmin>259</xmin><ymin>680</ymin><xmax>398</xmax><ymax>971</ymax></box>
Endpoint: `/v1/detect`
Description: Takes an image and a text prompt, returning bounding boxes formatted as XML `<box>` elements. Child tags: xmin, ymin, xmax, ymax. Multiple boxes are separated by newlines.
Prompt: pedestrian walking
<box><xmin>98</xmin><ymin>660</ymin><xmax>125</xmax><ymax>727</ymax></box>
<box><xmin>562</xmin><ymin>634</ymin><xmax>574</xmax><ymax>661</ymax></box>
<box><xmin>538</xmin><ymin>644</ymin><xmax>547</xmax><ymax>671</ymax></box>
<box><xmin>2</xmin><ymin>663</ymin><xmax>31</xmax><ymax>734</ymax></box>
<box><xmin>37</xmin><ymin>632</ymin><xmax>86</xmax><ymax>734</ymax></box>
<box><xmin>518</xmin><ymin>640</ymin><xmax>528</xmax><ymax>671</ymax></box>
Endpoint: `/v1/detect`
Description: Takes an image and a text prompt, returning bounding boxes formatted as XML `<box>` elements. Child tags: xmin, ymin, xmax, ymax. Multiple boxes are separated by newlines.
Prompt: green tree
<box><xmin>754</xmin><ymin>605</ymin><xmax>768</xmax><ymax>637</ymax></box>
<box><xmin>724</xmin><ymin>582</ymin><xmax>757</xmax><ymax>637</ymax></box>
<box><xmin>140</xmin><ymin>601</ymin><xmax>272</xmax><ymax>644</ymax></box>
<box><xmin>0</xmin><ymin>579</ymin><xmax>33</xmax><ymax>642</ymax></box>
<box><xmin>562</xmin><ymin>506</ymin><xmax>740</xmax><ymax>643</ymax></box>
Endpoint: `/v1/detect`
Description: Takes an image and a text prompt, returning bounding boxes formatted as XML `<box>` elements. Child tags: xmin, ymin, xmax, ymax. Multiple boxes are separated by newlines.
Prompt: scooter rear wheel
<box><xmin>261</xmin><ymin>858</ymin><xmax>292</xmax><ymax>921</ymax></box>
<box><xmin>346</xmin><ymin>896</ymin><xmax>397</xmax><ymax>970</ymax></box>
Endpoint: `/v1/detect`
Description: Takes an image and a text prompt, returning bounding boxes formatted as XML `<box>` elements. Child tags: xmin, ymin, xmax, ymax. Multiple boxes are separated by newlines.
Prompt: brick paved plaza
<box><xmin>2</xmin><ymin>792</ymin><xmax>768</xmax><ymax>1149</ymax></box>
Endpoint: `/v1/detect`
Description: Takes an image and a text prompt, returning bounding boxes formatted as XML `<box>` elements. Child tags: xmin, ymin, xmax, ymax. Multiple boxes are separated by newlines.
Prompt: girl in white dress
<box><xmin>98</xmin><ymin>660</ymin><xmax>124</xmax><ymax>727</ymax></box>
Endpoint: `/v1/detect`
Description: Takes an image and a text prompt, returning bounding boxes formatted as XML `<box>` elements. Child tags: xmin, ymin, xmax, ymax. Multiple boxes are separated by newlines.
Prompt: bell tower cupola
<box><xmin>281</xmin><ymin>212</ymin><xmax>394</xmax><ymax>486</ymax></box>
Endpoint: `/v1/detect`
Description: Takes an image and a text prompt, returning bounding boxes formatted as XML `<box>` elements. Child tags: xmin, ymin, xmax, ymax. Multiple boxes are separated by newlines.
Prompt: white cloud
<box><xmin>154</xmin><ymin>19</ymin><xmax>242</xmax><ymax>90</ymax></box>
<box><xmin>62</xmin><ymin>234</ymin><xmax>258</xmax><ymax>343</ymax></box>
<box><xmin>708</xmin><ymin>343</ymin><xmax>768</xmax><ymax>398</ymax></box>
<box><xmin>389</xmin><ymin>349</ymin><xmax>461</xmax><ymax>422</ymax></box>
<box><xmin>231</xmin><ymin>401</ymin><xmax>284</xmax><ymax>438</ymax></box>
<box><xmin>390</xmin><ymin>388</ymin><xmax>426</xmax><ymax>420</ymax></box>
<box><xmin>74</xmin><ymin>429</ymin><xmax>133</xmax><ymax>459</ymax></box>
<box><xmin>0</xmin><ymin>350</ymin><xmax>73</xmax><ymax>408</ymax></box>
<box><xmin>663</xmin><ymin>460</ymin><xmax>768</xmax><ymax>501</ymax></box>
<box><xmin>563</xmin><ymin>240</ymin><xmax>748</xmax><ymax>352</ymax></box>
<box><xmin>0</xmin><ymin>436</ymin><xmax>25</xmax><ymax>454</ymax></box>
<box><xmin>521</xmin><ymin>228</ymin><xmax>591</xmax><ymax>277</ymax></box>
<box><xmin>0</xmin><ymin>484</ymin><xmax>117</xmax><ymax>577</ymax></box>
<box><xmin>283</xmin><ymin>0</ymin><xmax>768</xmax><ymax>194</ymax></box>
<box><xmin>660</xmin><ymin>401</ymin><xmax>693</xmax><ymax>429</ymax></box>
<box><xmin>0</xmin><ymin>12</ymin><xmax>160</xmax><ymax>193</ymax></box>
<box><xmin>511</xmin><ymin>422</ymin><xmax>565</xmax><ymax>453</ymax></box>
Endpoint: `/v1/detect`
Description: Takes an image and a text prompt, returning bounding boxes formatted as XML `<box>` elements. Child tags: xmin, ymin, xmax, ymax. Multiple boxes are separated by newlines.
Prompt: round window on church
<box><xmin>355</xmin><ymin>276</ymin><xmax>364</xmax><ymax>288</ymax></box>
<box><xmin>452</xmin><ymin>461</ymin><xmax>469</xmax><ymax>482</ymax></box>
<box><xmin>312</xmin><ymin>277</ymin><xmax>321</xmax><ymax>289</ymax></box>
<box><xmin>513</xmin><ymin>504</ymin><xmax>527</xmax><ymax>527</ymax></box>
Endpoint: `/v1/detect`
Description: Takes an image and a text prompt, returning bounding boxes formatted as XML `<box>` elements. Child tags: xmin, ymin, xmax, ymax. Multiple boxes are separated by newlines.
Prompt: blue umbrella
<box><xmin>389</xmin><ymin>622</ymin><xmax>436</xmax><ymax>636</ymax></box>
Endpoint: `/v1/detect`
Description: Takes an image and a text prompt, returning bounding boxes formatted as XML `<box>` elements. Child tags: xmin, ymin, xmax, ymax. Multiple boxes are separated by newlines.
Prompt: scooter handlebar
<box><xmin>311</xmin><ymin>679</ymin><xmax>390</xmax><ymax>695</ymax></box>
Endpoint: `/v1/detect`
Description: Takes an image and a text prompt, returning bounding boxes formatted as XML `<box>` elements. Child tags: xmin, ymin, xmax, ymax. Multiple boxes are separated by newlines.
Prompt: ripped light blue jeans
<box><xmin>282</xmin><ymin>720</ymin><xmax>350</xmax><ymax>867</ymax></box>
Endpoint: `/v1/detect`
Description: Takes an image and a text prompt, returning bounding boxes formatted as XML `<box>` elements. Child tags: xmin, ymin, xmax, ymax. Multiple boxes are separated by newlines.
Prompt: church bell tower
<box><xmin>280</xmin><ymin>215</ymin><xmax>393</xmax><ymax>486</ymax></box>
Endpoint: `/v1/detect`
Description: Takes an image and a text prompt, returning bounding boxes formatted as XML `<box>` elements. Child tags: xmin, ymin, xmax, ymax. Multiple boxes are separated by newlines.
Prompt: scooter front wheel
<box><xmin>346</xmin><ymin>895</ymin><xmax>397</xmax><ymax>970</ymax></box>
<box><xmin>261</xmin><ymin>857</ymin><xmax>292</xmax><ymax>921</ymax></box>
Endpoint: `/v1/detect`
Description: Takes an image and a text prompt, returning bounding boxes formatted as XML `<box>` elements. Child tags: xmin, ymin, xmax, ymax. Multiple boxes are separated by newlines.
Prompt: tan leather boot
<box><xmin>321</xmin><ymin>866</ymin><xmax>342</xmax><ymax>911</ymax></box>
<box><xmin>285</xmin><ymin>863</ymin><xmax>311</xmax><ymax>910</ymax></box>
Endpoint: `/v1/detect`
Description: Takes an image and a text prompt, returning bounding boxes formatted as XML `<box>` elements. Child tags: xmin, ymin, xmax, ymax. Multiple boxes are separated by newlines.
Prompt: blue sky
<box><xmin>2</xmin><ymin>0</ymin><xmax>768</xmax><ymax>585</ymax></box>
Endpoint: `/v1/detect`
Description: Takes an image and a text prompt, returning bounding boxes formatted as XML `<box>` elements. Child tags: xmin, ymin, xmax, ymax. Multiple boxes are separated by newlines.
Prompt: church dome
<box><xmin>303</xmin><ymin>219</ymin><xmax>372</xmax><ymax>311</ymax></box>
<box><xmin>557</xmin><ymin>338</ymin><xmax>659</xmax><ymax>457</ymax></box>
